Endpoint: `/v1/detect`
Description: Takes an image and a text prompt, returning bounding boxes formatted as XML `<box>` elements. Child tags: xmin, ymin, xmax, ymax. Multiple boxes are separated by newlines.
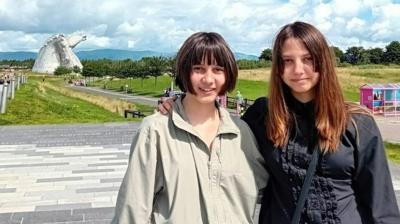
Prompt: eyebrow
<box><xmin>281</xmin><ymin>53</ymin><xmax>312</xmax><ymax>58</ymax></box>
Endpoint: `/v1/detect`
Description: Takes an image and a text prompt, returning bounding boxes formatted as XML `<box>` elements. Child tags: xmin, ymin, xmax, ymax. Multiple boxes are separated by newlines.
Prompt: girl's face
<box><xmin>186</xmin><ymin>62</ymin><xmax>226</xmax><ymax>105</ymax></box>
<box><xmin>281</xmin><ymin>37</ymin><xmax>319</xmax><ymax>103</ymax></box>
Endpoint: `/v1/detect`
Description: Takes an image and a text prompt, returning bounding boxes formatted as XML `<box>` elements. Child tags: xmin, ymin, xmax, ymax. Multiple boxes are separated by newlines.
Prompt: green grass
<box><xmin>91</xmin><ymin>75</ymin><xmax>364</xmax><ymax>102</ymax></box>
<box><xmin>231</xmin><ymin>79</ymin><xmax>268</xmax><ymax>100</ymax></box>
<box><xmin>93</xmin><ymin>76</ymin><xmax>174</xmax><ymax>97</ymax></box>
<box><xmin>385</xmin><ymin>142</ymin><xmax>400</xmax><ymax>164</ymax></box>
<box><xmin>92</xmin><ymin>75</ymin><xmax>270</xmax><ymax>101</ymax></box>
<box><xmin>0</xmin><ymin>76</ymin><xmax>137</xmax><ymax>125</ymax></box>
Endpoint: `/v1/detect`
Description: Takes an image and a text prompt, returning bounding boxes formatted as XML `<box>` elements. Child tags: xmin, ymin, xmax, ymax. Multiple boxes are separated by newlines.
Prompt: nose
<box><xmin>202</xmin><ymin>68</ymin><xmax>214</xmax><ymax>83</ymax></box>
<box><xmin>293</xmin><ymin>59</ymin><xmax>305</xmax><ymax>75</ymax></box>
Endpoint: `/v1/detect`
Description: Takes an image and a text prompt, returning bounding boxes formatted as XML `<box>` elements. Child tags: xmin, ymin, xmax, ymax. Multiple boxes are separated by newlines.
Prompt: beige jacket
<box><xmin>112</xmin><ymin>98</ymin><xmax>268</xmax><ymax>224</ymax></box>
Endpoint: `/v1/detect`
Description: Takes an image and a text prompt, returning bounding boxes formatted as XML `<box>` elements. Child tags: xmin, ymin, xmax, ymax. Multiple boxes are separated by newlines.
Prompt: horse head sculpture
<box><xmin>32</xmin><ymin>34</ymin><xmax>87</xmax><ymax>74</ymax></box>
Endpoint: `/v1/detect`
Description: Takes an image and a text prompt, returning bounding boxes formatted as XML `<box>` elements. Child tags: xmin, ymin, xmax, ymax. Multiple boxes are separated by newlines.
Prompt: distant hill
<box><xmin>0</xmin><ymin>49</ymin><xmax>258</xmax><ymax>61</ymax></box>
<box><xmin>76</xmin><ymin>49</ymin><xmax>174</xmax><ymax>60</ymax></box>
<box><xmin>0</xmin><ymin>51</ymin><xmax>37</xmax><ymax>60</ymax></box>
<box><xmin>234</xmin><ymin>52</ymin><xmax>258</xmax><ymax>60</ymax></box>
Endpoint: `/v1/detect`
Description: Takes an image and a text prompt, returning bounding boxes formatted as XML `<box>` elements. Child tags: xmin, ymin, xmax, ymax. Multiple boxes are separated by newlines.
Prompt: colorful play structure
<box><xmin>360</xmin><ymin>83</ymin><xmax>400</xmax><ymax>116</ymax></box>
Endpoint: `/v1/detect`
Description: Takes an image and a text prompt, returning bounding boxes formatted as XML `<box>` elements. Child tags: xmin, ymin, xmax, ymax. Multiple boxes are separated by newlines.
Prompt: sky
<box><xmin>0</xmin><ymin>0</ymin><xmax>400</xmax><ymax>56</ymax></box>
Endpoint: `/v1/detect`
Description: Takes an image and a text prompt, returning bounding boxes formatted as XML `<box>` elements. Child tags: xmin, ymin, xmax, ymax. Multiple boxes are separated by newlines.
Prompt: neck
<box><xmin>291</xmin><ymin>91</ymin><xmax>315</xmax><ymax>103</ymax></box>
<box><xmin>182</xmin><ymin>94</ymin><xmax>219</xmax><ymax>126</ymax></box>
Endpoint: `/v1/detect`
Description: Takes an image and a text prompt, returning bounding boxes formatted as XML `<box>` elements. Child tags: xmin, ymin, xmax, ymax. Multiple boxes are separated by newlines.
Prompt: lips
<box><xmin>292</xmin><ymin>78</ymin><xmax>309</xmax><ymax>82</ymax></box>
<box><xmin>198</xmin><ymin>87</ymin><xmax>216</xmax><ymax>95</ymax></box>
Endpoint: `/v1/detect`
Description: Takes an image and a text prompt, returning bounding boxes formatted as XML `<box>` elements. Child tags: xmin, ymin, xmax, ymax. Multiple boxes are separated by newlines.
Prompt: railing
<box><xmin>0</xmin><ymin>74</ymin><xmax>28</xmax><ymax>114</ymax></box>
<box><xmin>226</xmin><ymin>96</ymin><xmax>254</xmax><ymax>111</ymax></box>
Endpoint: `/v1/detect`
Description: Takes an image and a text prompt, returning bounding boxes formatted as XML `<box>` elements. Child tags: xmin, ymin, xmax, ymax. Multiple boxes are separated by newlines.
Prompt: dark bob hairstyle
<box><xmin>175</xmin><ymin>32</ymin><xmax>238</xmax><ymax>95</ymax></box>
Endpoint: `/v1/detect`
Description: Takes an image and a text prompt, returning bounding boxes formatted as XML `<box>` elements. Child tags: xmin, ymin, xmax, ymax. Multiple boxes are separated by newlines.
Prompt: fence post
<box><xmin>0</xmin><ymin>84</ymin><xmax>3</xmax><ymax>110</ymax></box>
<box><xmin>1</xmin><ymin>84</ymin><xmax>8</xmax><ymax>114</ymax></box>
<box><xmin>16</xmin><ymin>76</ymin><xmax>20</xmax><ymax>90</ymax></box>
<box><xmin>10</xmin><ymin>78</ymin><xmax>15</xmax><ymax>99</ymax></box>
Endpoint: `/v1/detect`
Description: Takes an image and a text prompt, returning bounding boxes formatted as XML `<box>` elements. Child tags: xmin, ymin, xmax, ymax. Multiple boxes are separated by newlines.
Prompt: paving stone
<box><xmin>12</xmin><ymin>210</ymin><xmax>83</xmax><ymax>224</ymax></box>
<box><xmin>72</xmin><ymin>207</ymin><xmax>114</xmax><ymax>221</ymax></box>
<box><xmin>76</xmin><ymin>186</ymin><xmax>120</xmax><ymax>193</ymax></box>
<box><xmin>0</xmin><ymin>162</ymin><xmax>69</xmax><ymax>168</ymax></box>
<box><xmin>36</xmin><ymin>177</ymin><xmax>83</xmax><ymax>183</ymax></box>
<box><xmin>0</xmin><ymin>213</ymin><xmax>14</xmax><ymax>223</ymax></box>
<box><xmin>87</xmin><ymin>162</ymin><xmax>127</xmax><ymax>167</ymax></box>
<box><xmin>98</xmin><ymin>157</ymin><xmax>128</xmax><ymax>161</ymax></box>
<box><xmin>0</xmin><ymin>188</ymin><xmax>16</xmax><ymax>193</ymax></box>
<box><xmin>99</xmin><ymin>178</ymin><xmax>123</xmax><ymax>183</ymax></box>
<box><xmin>71</xmin><ymin>169</ymin><xmax>114</xmax><ymax>174</ymax></box>
<box><xmin>35</xmin><ymin>203</ymin><xmax>92</xmax><ymax>212</ymax></box>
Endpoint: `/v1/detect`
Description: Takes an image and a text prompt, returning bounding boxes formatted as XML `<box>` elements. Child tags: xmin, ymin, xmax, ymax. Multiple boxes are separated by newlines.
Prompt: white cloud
<box><xmin>331</xmin><ymin>0</ymin><xmax>363</xmax><ymax>17</ymax></box>
<box><xmin>346</xmin><ymin>17</ymin><xmax>366</xmax><ymax>32</ymax></box>
<box><xmin>0</xmin><ymin>0</ymin><xmax>400</xmax><ymax>55</ymax></box>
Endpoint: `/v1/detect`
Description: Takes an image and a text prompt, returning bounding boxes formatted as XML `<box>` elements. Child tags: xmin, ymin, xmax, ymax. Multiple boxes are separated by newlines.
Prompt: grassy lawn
<box><xmin>385</xmin><ymin>142</ymin><xmax>400</xmax><ymax>164</ymax></box>
<box><xmin>93</xmin><ymin>76</ymin><xmax>173</xmax><ymax>97</ymax></box>
<box><xmin>89</xmin><ymin>65</ymin><xmax>400</xmax><ymax>102</ymax></box>
<box><xmin>0</xmin><ymin>76</ymin><xmax>140</xmax><ymax>125</ymax></box>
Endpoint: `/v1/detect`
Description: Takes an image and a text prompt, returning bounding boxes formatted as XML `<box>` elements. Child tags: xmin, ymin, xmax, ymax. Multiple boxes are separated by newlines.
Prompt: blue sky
<box><xmin>0</xmin><ymin>0</ymin><xmax>400</xmax><ymax>56</ymax></box>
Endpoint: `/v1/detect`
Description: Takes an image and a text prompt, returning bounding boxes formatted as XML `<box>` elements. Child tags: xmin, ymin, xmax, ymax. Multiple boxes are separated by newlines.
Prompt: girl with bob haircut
<box><xmin>243</xmin><ymin>21</ymin><xmax>400</xmax><ymax>223</ymax></box>
<box><xmin>112</xmin><ymin>32</ymin><xmax>268</xmax><ymax>224</ymax></box>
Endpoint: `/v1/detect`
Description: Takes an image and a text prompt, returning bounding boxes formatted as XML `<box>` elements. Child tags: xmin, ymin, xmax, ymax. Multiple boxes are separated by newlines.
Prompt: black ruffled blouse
<box><xmin>242</xmin><ymin>96</ymin><xmax>400</xmax><ymax>224</ymax></box>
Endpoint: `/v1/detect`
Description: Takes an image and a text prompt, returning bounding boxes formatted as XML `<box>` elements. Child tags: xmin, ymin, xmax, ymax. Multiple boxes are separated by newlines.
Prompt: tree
<box><xmin>259</xmin><ymin>48</ymin><xmax>272</xmax><ymax>61</ymax></box>
<box><xmin>343</xmin><ymin>46</ymin><xmax>368</xmax><ymax>64</ymax></box>
<box><xmin>383</xmin><ymin>41</ymin><xmax>400</xmax><ymax>64</ymax></box>
<box><xmin>330</xmin><ymin>46</ymin><xmax>344</xmax><ymax>63</ymax></box>
<box><xmin>54</xmin><ymin>66</ymin><xmax>72</xmax><ymax>76</ymax></box>
<box><xmin>72</xmin><ymin>65</ymin><xmax>81</xmax><ymax>73</ymax></box>
<box><xmin>136</xmin><ymin>60</ymin><xmax>149</xmax><ymax>88</ymax></box>
<box><xmin>165</xmin><ymin>57</ymin><xmax>177</xmax><ymax>90</ymax></box>
<box><xmin>142</xmin><ymin>56</ymin><xmax>168</xmax><ymax>87</ymax></box>
<box><xmin>365</xmin><ymin>48</ymin><xmax>384</xmax><ymax>64</ymax></box>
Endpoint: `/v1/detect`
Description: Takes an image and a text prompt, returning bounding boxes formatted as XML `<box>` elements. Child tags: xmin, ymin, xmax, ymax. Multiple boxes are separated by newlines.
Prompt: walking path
<box><xmin>69</xmin><ymin>85</ymin><xmax>160</xmax><ymax>107</ymax></box>
<box><xmin>0</xmin><ymin>123</ymin><xmax>138</xmax><ymax>223</ymax></box>
<box><xmin>1</xmin><ymin>86</ymin><xmax>399</xmax><ymax>223</ymax></box>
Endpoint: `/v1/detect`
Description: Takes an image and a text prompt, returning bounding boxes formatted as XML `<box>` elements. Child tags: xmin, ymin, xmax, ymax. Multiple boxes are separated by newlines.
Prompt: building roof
<box><xmin>360</xmin><ymin>83</ymin><xmax>400</xmax><ymax>90</ymax></box>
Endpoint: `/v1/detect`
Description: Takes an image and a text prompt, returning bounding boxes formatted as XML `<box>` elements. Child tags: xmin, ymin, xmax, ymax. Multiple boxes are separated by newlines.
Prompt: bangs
<box><xmin>189</xmin><ymin>41</ymin><xmax>228</xmax><ymax>67</ymax></box>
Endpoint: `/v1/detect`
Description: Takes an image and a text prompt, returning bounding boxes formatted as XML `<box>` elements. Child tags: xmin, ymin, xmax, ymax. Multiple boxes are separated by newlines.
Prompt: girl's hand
<box><xmin>156</xmin><ymin>96</ymin><xmax>176</xmax><ymax>115</ymax></box>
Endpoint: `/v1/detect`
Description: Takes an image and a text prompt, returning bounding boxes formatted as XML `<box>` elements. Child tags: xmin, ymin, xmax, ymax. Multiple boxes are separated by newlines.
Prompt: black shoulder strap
<box><xmin>350</xmin><ymin>117</ymin><xmax>360</xmax><ymax>181</ymax></box>
<box><xmin>291</xmin><ymin>143</ymin><xmax>320</xmax><ymax>224</ymax></box>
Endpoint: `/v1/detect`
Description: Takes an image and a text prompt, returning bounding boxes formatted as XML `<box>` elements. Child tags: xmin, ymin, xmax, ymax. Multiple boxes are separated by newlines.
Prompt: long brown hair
<box><xmin>267</xmin><ymin>21</ymin><xmax>367</xmax><ymax>153</ymax></box>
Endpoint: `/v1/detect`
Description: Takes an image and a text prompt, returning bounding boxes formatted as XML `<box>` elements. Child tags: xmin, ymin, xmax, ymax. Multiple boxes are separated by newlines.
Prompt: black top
<box><xmin>242</xmin><ymin>96</ymin><xmax>400</xmax><ymax>224</ymax></box>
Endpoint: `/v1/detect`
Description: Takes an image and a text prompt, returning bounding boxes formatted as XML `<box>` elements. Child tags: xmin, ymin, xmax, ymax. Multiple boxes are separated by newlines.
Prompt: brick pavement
<box><xmin>0</xmin><ymin>123</ymin><xmax>139</xmax><ymax>224</ymax></box>
<box><xmin>0</xmin><ymin>119</ymin><xmax>399</xmax><ymax>223</ymax></box>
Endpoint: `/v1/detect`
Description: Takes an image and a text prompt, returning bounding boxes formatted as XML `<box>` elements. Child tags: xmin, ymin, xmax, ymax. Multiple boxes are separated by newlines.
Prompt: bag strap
<box><xmin>290</xmin><ymin>143</ymin><xmax>320</xmax><ymax>224</ymax></box>
<box><xmin>350</xmin><ymin>118</ymin><xmax>360</xmax><ymax>148</ymax></box>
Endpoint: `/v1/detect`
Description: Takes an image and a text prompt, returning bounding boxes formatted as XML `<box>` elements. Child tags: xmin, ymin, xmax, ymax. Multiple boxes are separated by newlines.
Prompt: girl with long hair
<box><xmin>243</xmin><ymin>21</ymin><xmax>400</xmax><ymax>223</ymax></box>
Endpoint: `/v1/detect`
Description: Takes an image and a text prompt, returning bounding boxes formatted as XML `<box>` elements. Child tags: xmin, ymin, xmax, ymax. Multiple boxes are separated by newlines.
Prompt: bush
<box><xmin>54</xmin><ymin>66</ymin><xmax>72</xmax><ymax>76</ymax></box>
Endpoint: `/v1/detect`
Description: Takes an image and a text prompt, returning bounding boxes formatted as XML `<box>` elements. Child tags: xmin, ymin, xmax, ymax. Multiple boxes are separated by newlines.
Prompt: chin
<box><xmin>197</xmin><ymin>95</ymin><xmax>217</xmax><ymax>104</ymax></box>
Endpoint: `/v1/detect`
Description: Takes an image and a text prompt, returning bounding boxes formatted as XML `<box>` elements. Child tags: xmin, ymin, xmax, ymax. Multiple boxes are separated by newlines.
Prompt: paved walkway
<box><xmin>0</xmin><ymin>123</ymin><xmax>139</xmax><ymax>223</ymax></box>
<box><xmin>0</xmin><ymin>122</ymin><xmax>399</xmax><ymax>223</ymax></box>
<box><xmin>68</xmin><ymin>86</ymin><xmax>160</xmax><ymax>107</ymax></box>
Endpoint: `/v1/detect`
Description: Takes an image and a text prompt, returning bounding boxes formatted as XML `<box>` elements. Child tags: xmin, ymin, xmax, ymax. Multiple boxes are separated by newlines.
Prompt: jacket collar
<box><xmin>171</xmin><ymin>97</ymin><xmax>240</xmax><ymax>137</ymax></box>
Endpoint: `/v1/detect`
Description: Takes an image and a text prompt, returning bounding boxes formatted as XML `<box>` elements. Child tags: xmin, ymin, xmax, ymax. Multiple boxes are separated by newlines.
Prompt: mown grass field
<box><xmin>92</xmin><ymin>65</ymin><xmax>400</xmax><ymax>102</ymax></box>
<box><xmin>385</xmin><ymin>142</ymin><xmax>400</xmax><ymax>164</ymax></box>
<box><xmin>0</xmin><ymin>75</ymin><xmax>141</xmax><ymax>125</ymax></box>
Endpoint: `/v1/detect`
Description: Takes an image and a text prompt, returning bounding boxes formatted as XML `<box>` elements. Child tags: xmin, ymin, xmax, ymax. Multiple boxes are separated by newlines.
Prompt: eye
<box><xmin>303</xmin><ymin>57</ymin><xmax>313</xmax><ymax>65</ymax></box>
<box><xmin>283</xmin><ymin>58</ymin><xmax>293</xmax><ymax>64</ymax></box>
<box><xmin>213</xmin><ymin>66</ymin><xmax>225</xmax><ymax>73</ymax></box>
<box><xmin>192</xmin><ymin>66</ymin><xmax>205</xmax><ymax>73</ymax></box>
